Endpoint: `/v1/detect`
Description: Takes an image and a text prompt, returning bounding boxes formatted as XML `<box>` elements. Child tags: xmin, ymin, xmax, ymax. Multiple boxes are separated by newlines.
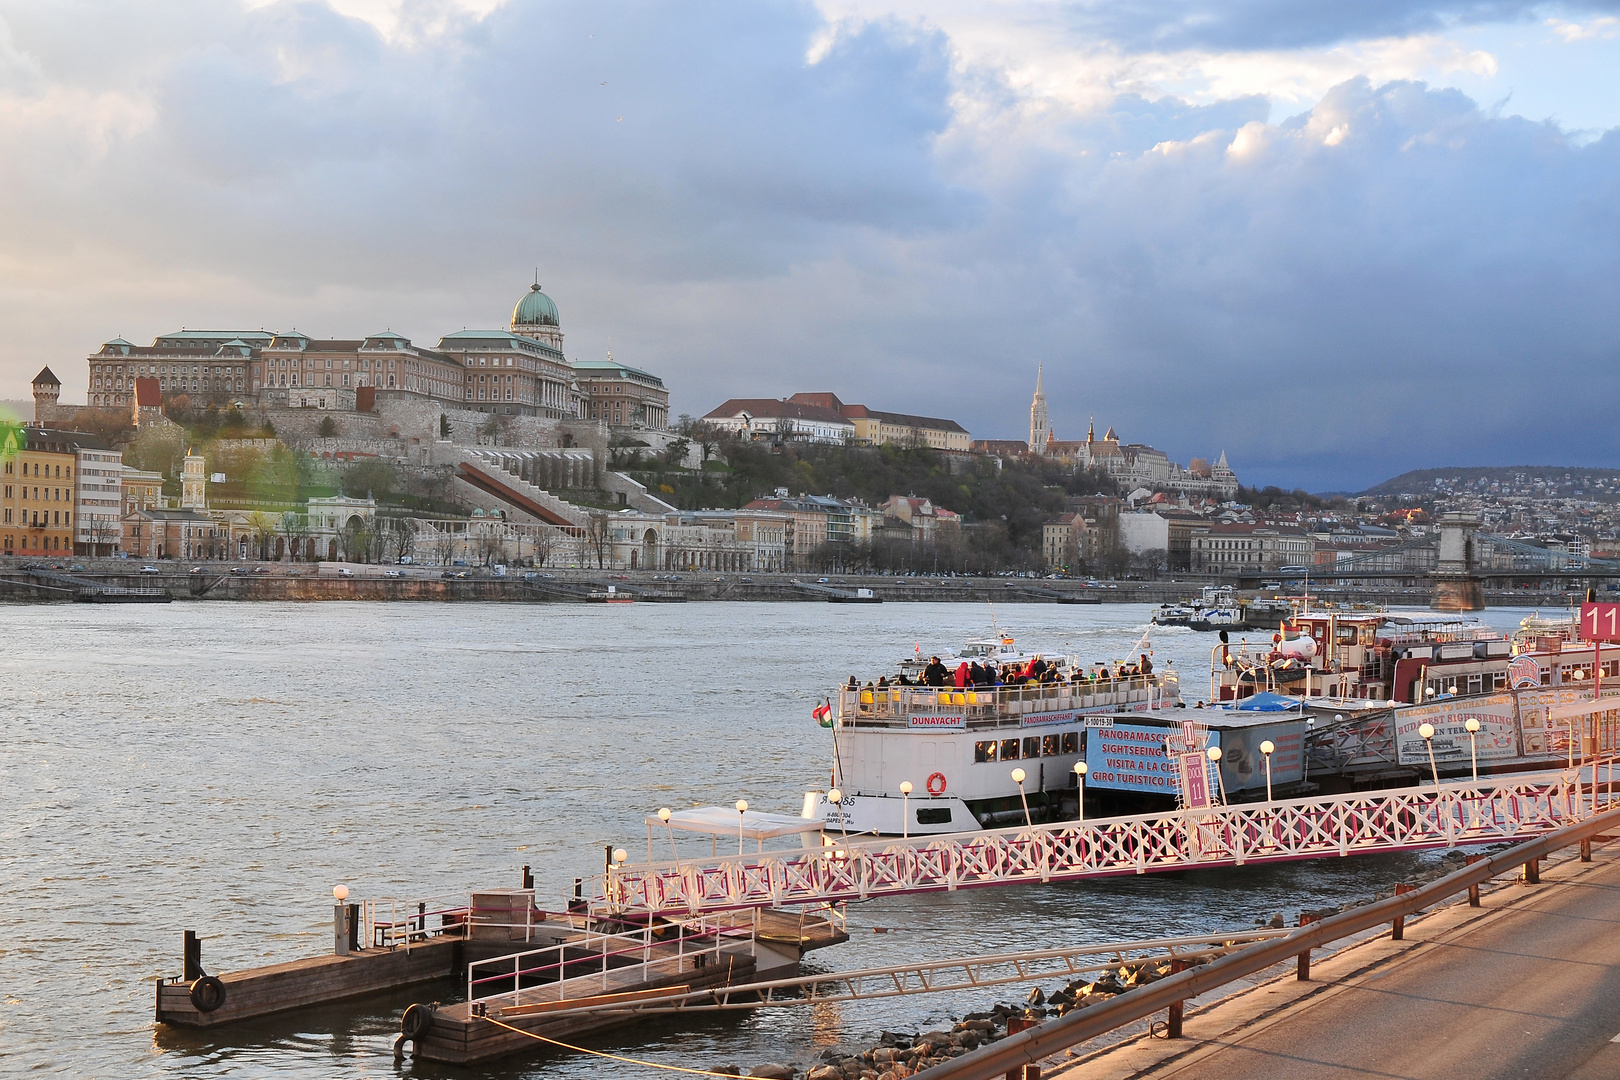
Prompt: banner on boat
<box><xmin>1082</xmin><ymin>723</ymin><xmax>1182</xmax><ymax>793</ymax></box>
<box><xmin>1021</xmin><ymin>710</ymin><xmax>1077</xmax><ymax>728</ymax></box>
<box><xmin>1394</xmin><ymin>693</ymin><xmax>1519</xmax><ymax>765</ymax></box>
<box><xmin>908</xmin><ymin>714</ymin><xmax>966</xmax><ymax>731</ymax></box>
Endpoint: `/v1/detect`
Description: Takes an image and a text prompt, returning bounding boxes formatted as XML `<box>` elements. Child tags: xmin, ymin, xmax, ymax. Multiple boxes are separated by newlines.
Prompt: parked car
<box><xmin>139</xmin><ymin>566</ymin><xmax>161</xmax><ymax>574</ymax></box>
<box><xmin>188</xmin><ymin>567</ymin><xmax>204</xmax><ymax>575</ymax></box>
<box><xmin>383</xmin><ymin>570</ymin><xmax>402</xmax><ymax>578</ymax></box>
<box><xmin>336</xmin><ymin>567</ymin><xmax>355</xmax><ymax>577</ymax></box>
<box><xmin>229</xmin><ymin>567</ymin><xmax>247</xmax><ymax>574</ymax></box>
<box><xmin>252</xmin><ymin>566</ymin><xmax>270</xmax><ymax>574</ymax></box>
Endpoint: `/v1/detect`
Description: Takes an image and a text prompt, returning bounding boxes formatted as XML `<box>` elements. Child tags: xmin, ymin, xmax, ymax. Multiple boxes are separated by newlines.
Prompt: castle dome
<box><xmin>512</xmin><ymin>283</ymin><xmax>559</xmax><ymax>328</ymax></box>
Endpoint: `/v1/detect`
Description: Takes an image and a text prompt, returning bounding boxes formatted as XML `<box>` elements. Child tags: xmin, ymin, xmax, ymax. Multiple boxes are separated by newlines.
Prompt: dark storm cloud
<box><xmin>0</xmin><ymin>0</ymin><xmax>1616</xmax><ymax>491</ymax></box>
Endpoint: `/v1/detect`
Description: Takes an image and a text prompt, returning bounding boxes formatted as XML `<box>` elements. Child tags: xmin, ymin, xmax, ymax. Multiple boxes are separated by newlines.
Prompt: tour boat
<box><xmin>808</xmin><ymin>633</ymin><xmax>1181</xmax><ymax>836</ymax></box>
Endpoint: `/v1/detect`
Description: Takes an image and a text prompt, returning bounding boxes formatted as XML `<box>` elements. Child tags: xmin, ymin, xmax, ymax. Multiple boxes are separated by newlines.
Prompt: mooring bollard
<box><xmin>1465</xmin><ymin>855</ymin><xmax>1482</xmax><ymax>906</ymax></box>
<box><xmin>522</xmin><ymin>864</ymin><xmax>534</xmax><ymax>889</ymax></box>
<box><xmin>183</xmin><ymin>930</ymin><xmax>203</xmax><ymax>981</ymax></box>
<box><xmin>1581</xmin><ymin>838</ymin><xmax>1593</xmax><ymax>863</ymax></box>
<box><xmin>1524</xmin><ymin>858</ymin><xmax>1541</xmax><ymax>885</ymax></box>
<box><xmin>1297</xmin><ymin>913</ymin><xmax>1320</xmax><ymax>980</ymax></box>
<box><xmin>1164</xmin><ymin>958</ymin><xmax>1188</xmax><ymax>1037</ymax></box>
<box><xmin>1392</xmin><ymin>884</ymin><xmax>1415</xmax><ymax>940</ymax></box>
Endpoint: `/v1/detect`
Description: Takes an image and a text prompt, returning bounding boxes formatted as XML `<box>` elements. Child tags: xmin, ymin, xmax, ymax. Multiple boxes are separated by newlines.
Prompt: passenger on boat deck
<box><xmin>876</xmin><ymin>675</ymin><xmax>889</xmax><ymax>688</ymax></box>
<box><xmin>1139</xmin><ymin>654</ymin><xmax>1154</xmax><ymax>675</ymax></box>
<box><xmin>922</xmin><ymin>656</ymin><xmax>950</xmax><ymax>686</ymax></box>
<box><xmin>896</xmin><ymin>673</ymin><xmax>913</xmax><ymax>686</ymax></box>
<box><xmin>953</xmin><ymin>662</ymin><xmax>970</xmax><ymax>688</ymax></box>
<box><xmin>969</xmin><ymin>661</ymin><xmax>991</xmax><ymax>687</ymax></box>
<box><xmin>847</xmin><ymin>676</ymin><xmax>858</xmax><ymax>690</ymax></box>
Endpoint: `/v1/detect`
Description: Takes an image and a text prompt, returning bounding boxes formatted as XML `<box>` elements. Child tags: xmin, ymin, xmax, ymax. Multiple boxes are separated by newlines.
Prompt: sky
<box><xmin>0</xmin><ymin>0</ymin><xmax>1617</xmax><ymax>492</ymax></box>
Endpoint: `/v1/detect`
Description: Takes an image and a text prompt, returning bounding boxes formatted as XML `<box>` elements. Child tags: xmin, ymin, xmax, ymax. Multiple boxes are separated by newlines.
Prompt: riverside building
<box><xmin>1</xmin><ymin>425</ymin><xmax>96</xmax><ymax>557</ymax></box>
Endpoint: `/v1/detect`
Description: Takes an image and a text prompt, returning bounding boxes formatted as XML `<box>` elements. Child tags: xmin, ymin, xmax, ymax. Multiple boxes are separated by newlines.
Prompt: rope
<box><xmin>480</xmin><ymin>1014</ymin><xmax>748</xmax><ymax>1078</ymax></box>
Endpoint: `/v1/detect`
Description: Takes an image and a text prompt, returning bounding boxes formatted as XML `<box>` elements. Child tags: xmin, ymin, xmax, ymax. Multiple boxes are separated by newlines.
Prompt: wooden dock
<box><xmin>155</xmin><ymin>935</ymin><xmax>460</xmax><ymax>1027</ymax></box>
<box><xmin>412</xmin><ymin>937</ymin><xmax>760</xmax><ymax>1063</ymax></box>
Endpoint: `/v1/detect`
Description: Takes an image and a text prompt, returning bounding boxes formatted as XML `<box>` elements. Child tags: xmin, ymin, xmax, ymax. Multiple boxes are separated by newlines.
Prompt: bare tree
<box><xmin>586</xmin><ymin>512</ymin><xmax>612</xmax><ymax>570</ymax></box>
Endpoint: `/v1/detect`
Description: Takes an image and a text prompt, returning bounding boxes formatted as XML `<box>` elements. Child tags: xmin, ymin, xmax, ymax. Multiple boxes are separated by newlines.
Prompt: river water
<box><xmin>1</xmin><ymin>600</ymin><xmax>1538</xmax><ymax>1077</ymax></box>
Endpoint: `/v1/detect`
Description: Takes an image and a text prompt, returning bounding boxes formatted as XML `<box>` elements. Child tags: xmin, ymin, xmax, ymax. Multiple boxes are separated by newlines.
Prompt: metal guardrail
<box><xmin>919</xmin><ymin>795</ymin><xmax>1620</xmax><ymax>1080</ymax></box>
<box><xmin>596</xmin><ymin>764</ymin><xmax>1611</xmax><ymax>917</ymax></box>
<box><xmin>511</xmin><ymin>930</ymin><xmax>1294</xmax><ymax>1020</ymax></box>
<box><xmin>839</xmin><ymin>677</ymin><xmax>1177</xmax><ymax>727</ymax></box>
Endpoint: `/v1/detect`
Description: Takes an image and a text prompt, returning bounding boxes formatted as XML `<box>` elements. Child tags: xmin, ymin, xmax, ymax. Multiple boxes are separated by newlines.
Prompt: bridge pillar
<box><xmin>1432</xmin><ymin>512</ymin><xmax>1485</xmax><ymax>612</ymax></box>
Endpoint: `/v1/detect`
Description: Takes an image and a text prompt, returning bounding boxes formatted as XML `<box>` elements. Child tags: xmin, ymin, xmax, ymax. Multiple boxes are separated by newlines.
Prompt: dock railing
<box><xmin>463</xmin><ymin>912</ymin><xmax>752</xmax><ymax>1010</ymax></box>
<box><xmin>362</xmin><ymin>893</ymin><xmax>475</xmax><ymax>949</ymax></box>
<box><xmin>592</xmin><ymin>759</ymin><xmax>1620</xmax><ymax>918</ymax></box>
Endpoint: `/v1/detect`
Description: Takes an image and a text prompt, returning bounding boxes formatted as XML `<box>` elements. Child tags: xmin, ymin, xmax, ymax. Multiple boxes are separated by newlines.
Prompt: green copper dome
<box><xmin>512</xmin><ymin>284</ymin><xmax>559</xmax><ymax>328</ymax></box>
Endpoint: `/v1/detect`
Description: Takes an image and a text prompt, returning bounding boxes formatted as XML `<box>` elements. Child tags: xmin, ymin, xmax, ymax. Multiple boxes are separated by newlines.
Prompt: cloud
<box><xmin>0</xmin><ymin>0</ymin><xmax>1617</xmax><ymax>492</ymax></box>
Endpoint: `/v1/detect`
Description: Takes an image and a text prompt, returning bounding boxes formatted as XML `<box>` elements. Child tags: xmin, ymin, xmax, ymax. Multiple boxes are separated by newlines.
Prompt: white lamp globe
<box><xmin>735</xmin><ymin>800</ymin><xmax>749</xmax><ymax>814</ymax></box>
<box><xmin>828</xmin><ymin>788</ymin><xmax>842</xmax><ymax>803</ymax></box>
<box><xmin>612</xmin><ymin>848</ymin><xmax>628</xmax><ymax>864</ymax></box>
<box><xmin>1259</xmin><ymin>740</ymin><xmax>1275</xmax><ymax>756</ymax></box>
<box><xmin>1011</xmin><ymin>768</ymin><xmax>1027</xmax><ymax>784</ymax></box>
<box><xmin>899</xmin><ymin>781</ymin><xmax>913</xmax><ymax>795</ymax></box>
<box><xmin>1207</xmin><ymin>747</ymin><xmax>1223</xmax><ymax>762</ymax></box>
<box><xmin>1074</xmin><ymin>762</ymin><xmax>1087</xmax><ymax>776</ymax></box>
<box><xmin>658</xmin><ymin>807</ymin><xmax>672</xmax><ymax>822</ymax></box>
<box><xmin>1419</xmin><ymin>723</ymin><xmax>1435</xmax><ymax>740</ymax></box>
<box><xmin>333</xmin><ymin>884</ymin><xmax>349</xmax><ymax>902</ymax></box>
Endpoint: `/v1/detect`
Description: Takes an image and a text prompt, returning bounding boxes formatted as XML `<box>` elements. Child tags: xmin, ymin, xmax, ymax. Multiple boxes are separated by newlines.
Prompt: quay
<box><xmin>1044</xmin><ymin>826</ymin><xmax>1620</xmax><ymax>1080</ymax></box>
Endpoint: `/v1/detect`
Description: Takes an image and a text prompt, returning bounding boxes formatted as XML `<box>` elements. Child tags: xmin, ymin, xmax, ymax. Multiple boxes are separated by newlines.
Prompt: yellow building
<box><xmin>1</xmin><ymin>426</ymin><xmax>82</xmax><ymax>557</ymax></box>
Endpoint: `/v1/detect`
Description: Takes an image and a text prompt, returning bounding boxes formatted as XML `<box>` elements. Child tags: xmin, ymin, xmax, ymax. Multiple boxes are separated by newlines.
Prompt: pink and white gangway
<box><xmin>596</xmin><ymin>763</ymin><xmax>1618</xmax><ymax>918</ymax></box>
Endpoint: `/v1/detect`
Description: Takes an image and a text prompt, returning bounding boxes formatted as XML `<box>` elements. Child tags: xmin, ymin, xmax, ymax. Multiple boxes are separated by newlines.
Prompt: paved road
<box><xmin>1151</xmin><ymin>856</ymin><xmax>1620</xmax><ymax>1080</ymax></box>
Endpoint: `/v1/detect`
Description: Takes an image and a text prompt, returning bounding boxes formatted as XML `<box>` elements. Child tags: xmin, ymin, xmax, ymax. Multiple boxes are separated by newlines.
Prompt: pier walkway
<box><xmin>596</xmin><ymin>764</ymin><xmax>1617</xmax><ymax>917</ymax></box>
<box><xmin>1052</xmin><ymin>831</ymin><xmax>1620</xmax><ymax>1080</ymax></box>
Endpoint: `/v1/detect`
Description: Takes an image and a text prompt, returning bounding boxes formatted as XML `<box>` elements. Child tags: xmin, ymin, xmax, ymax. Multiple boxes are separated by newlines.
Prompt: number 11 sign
<box><xmin>1581</xmin><ymin>602</ymin><xmax>1620</xmax><ymax>643</ymax></box>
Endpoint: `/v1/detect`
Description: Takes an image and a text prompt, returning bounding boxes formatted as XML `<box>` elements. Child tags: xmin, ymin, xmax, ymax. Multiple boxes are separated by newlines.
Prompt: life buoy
<box><xmin>926</xmin><ymin>772</ymin><xmax>947</xmax><ymax>796</ymax></box>
<box><xmin>189</xmin><ymin>975</ymin><xmax>226</xmax><ymax>1013</ymax></box>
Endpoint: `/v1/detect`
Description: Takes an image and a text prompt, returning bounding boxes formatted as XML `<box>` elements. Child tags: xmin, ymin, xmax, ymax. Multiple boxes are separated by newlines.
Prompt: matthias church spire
<box><xmin>1029</xmin><ymin>364</ymin><xmax>1049</xmax><ymax>454</ymax></box>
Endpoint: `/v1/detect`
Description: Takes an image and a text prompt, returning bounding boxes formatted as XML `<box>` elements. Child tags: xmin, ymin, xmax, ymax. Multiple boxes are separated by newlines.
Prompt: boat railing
<box><xmin>839</xmin><ymin>673</ymin><xmax>1177</xmax><ymax>725</ymax></box>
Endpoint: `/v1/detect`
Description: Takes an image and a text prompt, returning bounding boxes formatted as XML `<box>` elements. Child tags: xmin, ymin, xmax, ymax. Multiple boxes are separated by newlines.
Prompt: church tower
<box><xmin>1028</xmin><ymin>365</ymin><xmax>1049</xmax><ymax>455</ymax></box>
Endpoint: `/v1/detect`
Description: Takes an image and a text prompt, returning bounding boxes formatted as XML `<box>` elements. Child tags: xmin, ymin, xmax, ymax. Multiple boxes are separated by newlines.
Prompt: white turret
<box><xmin>1028</xmin><ymin>365</ymin><xmax>1049</xmax><ymax>454</ymax></box>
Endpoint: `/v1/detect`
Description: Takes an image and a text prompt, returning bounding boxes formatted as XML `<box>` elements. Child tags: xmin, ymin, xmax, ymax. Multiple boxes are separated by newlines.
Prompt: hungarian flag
<box><xmin>812</xmin><ymin>700</ymin><xmax>833</xmax><ymax>728</ymax></box>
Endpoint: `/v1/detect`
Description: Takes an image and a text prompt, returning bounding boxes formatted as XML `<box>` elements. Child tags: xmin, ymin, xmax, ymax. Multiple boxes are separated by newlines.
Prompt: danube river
<box><xmin>1</xmin><ymin>601</ymin><xmax>1538</xmax><ymax>1077</ymax></box>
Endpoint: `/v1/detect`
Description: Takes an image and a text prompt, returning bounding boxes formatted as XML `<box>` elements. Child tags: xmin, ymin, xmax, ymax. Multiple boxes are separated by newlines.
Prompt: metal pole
<box><xmin>1470</xmin><ymin>730</ymin><xmax>1478</xmax><ymax>783</ymax></box>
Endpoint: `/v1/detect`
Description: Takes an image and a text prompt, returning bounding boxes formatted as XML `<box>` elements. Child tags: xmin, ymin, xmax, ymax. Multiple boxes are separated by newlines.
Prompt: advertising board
<box><xmin>1083</xmin><ymin>723</ymin><xmax>1182</xmax><ymax>794</ymax></box>
<box><xmin>1394</xmin><ymin>693</ymin><xmax>1520</xmax><ymax>766</ymax></box>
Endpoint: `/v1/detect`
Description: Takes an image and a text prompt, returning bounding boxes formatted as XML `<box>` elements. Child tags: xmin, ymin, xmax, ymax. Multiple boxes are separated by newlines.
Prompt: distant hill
<box><xmin>1362</xmin><ymin>466</ymin><xmax>1620</xmax><ymax>499</ymax></box>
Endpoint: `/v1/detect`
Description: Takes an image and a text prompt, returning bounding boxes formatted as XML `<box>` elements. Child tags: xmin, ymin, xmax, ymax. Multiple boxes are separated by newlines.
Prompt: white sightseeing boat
<box><xmin>808</xmin><ymin>633</ymin><xmax>1181</xmax><ymax>836</ymax></box>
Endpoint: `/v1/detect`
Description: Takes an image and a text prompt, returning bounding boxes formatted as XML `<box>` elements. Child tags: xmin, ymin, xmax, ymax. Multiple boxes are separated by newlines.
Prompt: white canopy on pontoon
<box><xmin>645</xmin><ymin>807</ymin><xmax>825</xmax><ymax>840</ymax></box>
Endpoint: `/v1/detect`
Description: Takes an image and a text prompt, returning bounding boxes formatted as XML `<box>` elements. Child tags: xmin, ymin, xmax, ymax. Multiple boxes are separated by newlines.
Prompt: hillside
<box><xmin>1361</xmin><ymin>466</ymin><xmax>1620</xmax><ymax>500</ymax></box>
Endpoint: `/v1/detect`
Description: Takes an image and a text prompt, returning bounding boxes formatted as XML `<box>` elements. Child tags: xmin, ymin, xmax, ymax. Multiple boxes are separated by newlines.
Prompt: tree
<box><xmin>317</xmin><ymin>416</ymin><xmax>338</xmax><ymax>438</ymax></box>
<box><xmin>585</xmin><ymin>512</ymin><xmax>612</xmax><ymax>569</ymax></box>
<box><xmin>661</xmin><ymin>437</ymin><xmax>690</xmax><ymax>469</ymax></box>
<box><xmin>343</xmin><ymin>459</ymin><xmax>398</xmax><ymax>501</ymax></box>
<box><xmin>246</xmin><ymin>511</ymin><xmax>276</xmax><ymax>560</ymax></box>
<box><xmin>439</xmin><ymin>413</ymin><xmax>451</xmax><ymax>439</ymax></box>
<box><xmin>126</xmin><ymin>424</ymin><xmax>184</xmax><ymax>479</ymax></box>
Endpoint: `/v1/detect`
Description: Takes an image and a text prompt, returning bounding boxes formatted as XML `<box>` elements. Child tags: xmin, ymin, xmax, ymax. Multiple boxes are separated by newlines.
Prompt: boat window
<box><xmin>1061</xmin><ymin>731</ymin><xmax>1079</xmax><ymax>754</ymax></box>
<box><xmin>974</xmin><ymin>741</ymin><xmax>998</xmax><ymax>763</ymax></box>
<box><xmin>1000</xmin><ymin>738</ymin><xmax>1020</xmax><ymax>761</ymax></box>
<box><xmin>1022</xmin><ymin>736</ymin><xmax>1041</xmax><ymax>759</ymax></box>
<box><xmin>916</xmin><ymin>807</ymin><xmax>952</xmax><ymax>825</ymax></box>
<box><xmin>1042</xmin><ymin>734</ymin><xmax>1061</xmax><ymax>756</ymax></box>
<box><xmin>1491</xmin><ymin>671</ymin><xmax>1507</xmax><ymax>691</ymax></box>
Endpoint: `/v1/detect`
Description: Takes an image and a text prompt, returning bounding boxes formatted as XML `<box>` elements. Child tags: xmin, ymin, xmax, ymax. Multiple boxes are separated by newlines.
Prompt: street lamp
<box><xmin>735</xmin><ymin>800</ymin><xmax>749</xmax><ymax>855</ymax></box>
<box><xmin>1074</xmin><ymin>761</ymin><xmax>1087</xmax><ymax>821</ymax></box>
<box><xmin>1207</xmin><ymin>746</ymin><xmax>1228</xmax><ymax>805</ymax></box>
<box><xmin>1259</xmin><ymin>740</ymin><xmax>1276</xmax><ymax>803</ymax></box>
<box><xmin>1464</xmin><ymin>718</ymin><xmax>1481</xmax><ymax>782</ymax></box>
<box><xmin>899</xmin><ymin>780</ymin><xmax>913</xmax><ymax>840</ymax></box>
<box><xmin>1011</xmin><ymin>767</ymin><xmax>1032</xmax><ymax>828</ymax></box>
<box><xmin>657</xmin><ymin>807</ymin><xmax>681</xmax><ymax>865</ymax></box>
<box><xmin>1418</xmin><ymin>722</ymin><xmax>1440</xmax><ymax>785</ymax></box>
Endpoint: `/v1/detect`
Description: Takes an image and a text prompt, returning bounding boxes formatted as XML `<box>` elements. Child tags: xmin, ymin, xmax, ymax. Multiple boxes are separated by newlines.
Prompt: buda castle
<box><xmin>75</xmin><ymin>282</ymin><xmax>669</xmax><ymax>431</ymax></box>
